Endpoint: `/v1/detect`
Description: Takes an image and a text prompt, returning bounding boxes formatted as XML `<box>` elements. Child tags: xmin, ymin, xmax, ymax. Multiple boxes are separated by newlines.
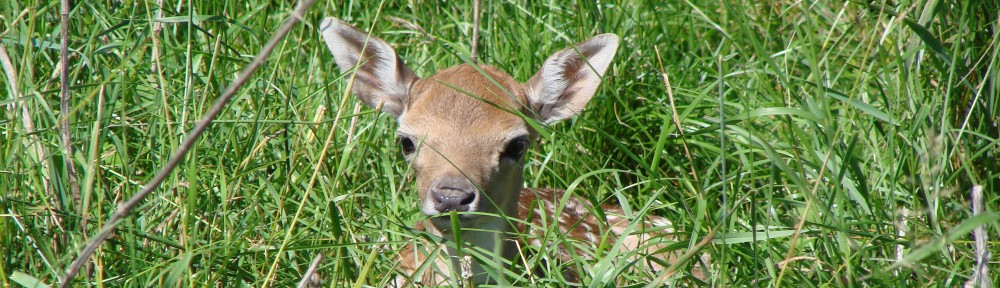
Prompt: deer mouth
<box><xmin>420</xmin><ymin>192</ymin><xmax>483</xmax><ymax>230</ymax></box>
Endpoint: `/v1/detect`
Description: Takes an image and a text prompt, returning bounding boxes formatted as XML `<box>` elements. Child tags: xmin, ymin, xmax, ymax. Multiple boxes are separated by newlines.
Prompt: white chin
<box><xmin>427</xmin><ymin>212</ymin><xmax>479</xmax><ymax>224</ymax></box>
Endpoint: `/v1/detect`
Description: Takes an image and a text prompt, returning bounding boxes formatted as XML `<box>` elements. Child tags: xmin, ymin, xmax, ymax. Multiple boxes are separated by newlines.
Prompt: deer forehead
<box><xmin>398</xmin><ymin>64</ymin><xmax>531</xmax><ymax>146</ymax></box>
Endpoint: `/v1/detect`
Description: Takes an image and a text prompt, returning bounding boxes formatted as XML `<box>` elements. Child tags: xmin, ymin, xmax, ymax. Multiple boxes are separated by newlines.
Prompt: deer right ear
<box><xmin>320</xmin><ymin>17</ymin><xmax>418</xmax><ymax>117</ymax></box>
<box><xmin>526</xmin><ymin>34</ymin><xmax>619</xmax><ymax>124</ymax></box>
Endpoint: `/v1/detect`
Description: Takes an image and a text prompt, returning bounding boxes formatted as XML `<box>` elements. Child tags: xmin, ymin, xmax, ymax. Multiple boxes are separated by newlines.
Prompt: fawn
<box><xmin>320</xmin><ymin>17</ymin><xmax>704</xmax><ymax>286</ymax></box>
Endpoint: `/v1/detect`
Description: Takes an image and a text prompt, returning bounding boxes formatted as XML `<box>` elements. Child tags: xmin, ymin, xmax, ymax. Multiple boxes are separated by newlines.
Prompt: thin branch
<box><xmin>58</xmin><ymin>0</ymin><xmax>318</xmax><ymax>286</ymax></box>
<box><xmin>648</xmin><ymin>228</ymin><xmax>716</xmax><ymax>286</ymax></box>
<box><xmin>965</xmin><ymin>185</ymin><xmax>991</xmax><ymax>288</ymax></box>
<box><xmin>296</xmin><ymin>253</ymin><xmax>324</xmax><ymax>288</ymax></box>
<box><xmin>774</xmin><ymin>148</ymin><xmax>837</xmax><ymax>285</ymax></box>
<box><xmin>387</xmin><ymin>16</ymin><xmax>435</xmax><ymax>42</ymax></box>
<box><xmin>1</xmin><ymin>42</ymin><xmax>65</xmax><ymax>271</ymax></box>
<box><xmin>470</xmin><ymin>0</ymin><xmax>480</xmax><ymax>63</ymax></box>
<box><xmin>653</xmin><ymin>46</ymin><xmax>700</xmax><ymax>187</ymax></box>
<box><xmin>1</xmin><ymin>45</ymin><xmax>55</xmax><ymax>208</ymax></box>
<box><xmin>61</xmin><ymin>0</ymin><xmax>81</xmax><ymax>212</ymax></box>
<box><xmin>150</xmin><ymin>0</ymin><xmax>164</xmax><ymax>73</ymax></box>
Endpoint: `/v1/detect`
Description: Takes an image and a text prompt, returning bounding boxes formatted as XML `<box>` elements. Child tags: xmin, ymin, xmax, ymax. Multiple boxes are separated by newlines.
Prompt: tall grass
<box><xmin>1</xmin><ymin>0</ymin><xmax>997</xmax><ymax>287</ymax></box>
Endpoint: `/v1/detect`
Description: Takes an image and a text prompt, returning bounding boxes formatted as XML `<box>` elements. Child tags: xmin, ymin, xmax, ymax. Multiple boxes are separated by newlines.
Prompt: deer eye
<box><xmin>500</xmin><ymin>136</ymin><xmax>529</xmax><ymax>160</ymax></box>
<box><xmin>398</xmin><ymin>136</ymin><xmax>416</xmax><ymax>155</ymax></box>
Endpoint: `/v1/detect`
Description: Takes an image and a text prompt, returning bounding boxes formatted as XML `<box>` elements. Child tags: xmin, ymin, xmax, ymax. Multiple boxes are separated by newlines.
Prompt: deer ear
<box><xmin>526</xmin><ymin>34</ymin><xmax>619</xmax><ymax>124</ymax></box>
<box><xmin>320</xmin><ymin>17</ymin><xmax>419</xmax><ymax>117</ymax></box>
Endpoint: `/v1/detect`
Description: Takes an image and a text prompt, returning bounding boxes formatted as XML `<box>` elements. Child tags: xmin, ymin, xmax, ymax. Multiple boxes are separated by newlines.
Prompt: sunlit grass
<box><xmin>1</xmin><ymin>0</ymin><xmax>997</xmax><ymax>287</ymax></box>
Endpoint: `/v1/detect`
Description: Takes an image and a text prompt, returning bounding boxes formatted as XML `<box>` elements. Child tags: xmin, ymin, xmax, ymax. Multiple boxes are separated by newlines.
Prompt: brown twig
<box><xmin>1</xmin><ymin>45</ymin><xmax>56</xmax><ymax>210</ymax></box>
<box><xmin>296</xmin><ymin>253</ymin><xmax>325</xmax><ymax>288</ymax></box>
<box><xmin>648</xmin><ymin>228</ymin><xmax>716</xmax><ymax>286</ymax></box>
<box><xmin>60</xmin><ymin>0</ymin><xmax>81</xmax><ymax>213</ymax></box>
<box><xmin>965</xmin><ymin>185</ymin><xmax>991</xmax><ymax>288</ymax></box>
<box><xmin>151</xmin><ymin>0</ymin><xmax>164</xmax><ymax>73</ymax></box>
<box><xmin>653</xmin><ymin>46</ymin><xmax>700</xmax><ymax>186</ymax></box>
<box><xmin>386</xmin><ymin>16</ymin><xmax>435</xmax><ymax>42</ymax></box>
<box><xmin>470</xmin><ymin>0</ymin><xmax>480</xmax><ymax>63</ymax></box>
<box><xmin>58</xmin><ymin>0</ymin><xmax>318</xmax><ymax>286</ymax></box>
<box><xmin>774</xmin><ymin>148</ymin><xmax>836</xmax><ymax>285</ymax></box>
<box><xmin>1</xmin><ymin>43</ymin><xmax>66</xmax><ymax>277</ymax></box>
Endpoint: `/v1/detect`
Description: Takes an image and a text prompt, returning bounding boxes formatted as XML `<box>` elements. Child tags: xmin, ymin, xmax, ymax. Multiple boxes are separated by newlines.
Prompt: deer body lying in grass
<box><xmin>320</xmin><ymin>17</ymin><xmax>703</xmax><ymax>286</ymax></box>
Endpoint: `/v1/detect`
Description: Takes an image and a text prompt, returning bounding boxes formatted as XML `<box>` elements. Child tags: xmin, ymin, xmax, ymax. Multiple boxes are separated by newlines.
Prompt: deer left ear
<box><xmin>320</xmin><ymin>17</ymin><xmax>419</xmax><ymax>117</ymax></box>
<box><xmin>526</xmin><ymin>34</ymin><xmax>619</xmax><ymax>124</ymax></box>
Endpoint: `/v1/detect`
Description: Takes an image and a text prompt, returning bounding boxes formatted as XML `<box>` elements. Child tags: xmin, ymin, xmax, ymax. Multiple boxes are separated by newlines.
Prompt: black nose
<box><xmin>429</xmin><ymin>177</ymin><xmax>477</xmax><ymax>213</ymax></box>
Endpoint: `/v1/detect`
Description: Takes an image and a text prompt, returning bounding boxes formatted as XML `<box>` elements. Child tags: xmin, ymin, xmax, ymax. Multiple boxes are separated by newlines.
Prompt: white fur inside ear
<box><xmin>320</xmin><ymin>17</ymin><xmax>418</xmax><ymax>116</ymax></box>
<box><xmin>528</xmin><ymin>34</ymin><xmax>620</xmax><ymax>124</ymax></box>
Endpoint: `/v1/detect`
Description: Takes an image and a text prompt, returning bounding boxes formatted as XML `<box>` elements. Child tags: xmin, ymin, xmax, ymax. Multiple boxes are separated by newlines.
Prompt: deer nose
<box><xmin>429</xmin><ymin>177</ymin><xmax>478</xmax><ymax>213</ymax></box>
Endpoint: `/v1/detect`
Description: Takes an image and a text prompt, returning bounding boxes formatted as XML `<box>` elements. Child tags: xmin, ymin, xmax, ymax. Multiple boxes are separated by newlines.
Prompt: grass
<box><xmin>2</xmin><ymin>0</ymin><xmax>998</xmax><ymax>287</ymax></box>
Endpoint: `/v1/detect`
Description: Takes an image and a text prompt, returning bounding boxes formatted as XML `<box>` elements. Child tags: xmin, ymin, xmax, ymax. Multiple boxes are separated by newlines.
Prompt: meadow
<box><xmin>1</xmin><ymin>0</ymin><xmax>997</xmax><ymax>287</ymax></box>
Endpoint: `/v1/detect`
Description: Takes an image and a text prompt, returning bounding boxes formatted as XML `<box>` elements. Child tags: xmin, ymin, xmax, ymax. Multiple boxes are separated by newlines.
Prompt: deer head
<box><xmin>319</xmin><ymin>17</ymin><xmax>619</xmax><ymax>233</ymax></box>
